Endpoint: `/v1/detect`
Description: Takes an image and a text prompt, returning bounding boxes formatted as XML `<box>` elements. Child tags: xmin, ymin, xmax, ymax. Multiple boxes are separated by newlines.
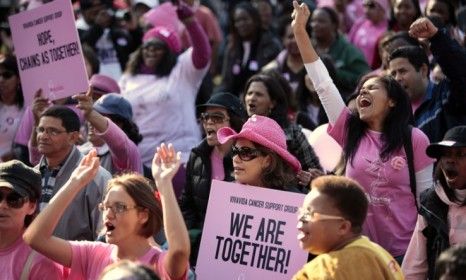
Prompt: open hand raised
<box><xmin>152</xmin><ymin>143</ymin><xmax>181</xmax><ymax>186</ymax></box>
<box><xmin>69</xmin><ymin>149</ymin><xmax>100</xmax><ymax>188</ymax></box>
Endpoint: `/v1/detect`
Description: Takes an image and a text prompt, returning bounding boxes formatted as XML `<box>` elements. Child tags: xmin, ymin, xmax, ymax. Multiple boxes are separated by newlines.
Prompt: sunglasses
<box><xmin>0</xmin><ymin>71</ymin><xmax>15</xmax><ymax>79</ymax></box>
<box><xmin>0</xmin><ymin>191</ymin><xmax>28</xmax><ymax>208</ymax></box>
<box><xmin>231</xmin><ymin>146</ymin><xmax>264</xmax><ymax>161</ymax></box>
<box><xmin>199</xmin><ymin>112</ymin><xmax>229</xmax><ymax>124</ymax></box>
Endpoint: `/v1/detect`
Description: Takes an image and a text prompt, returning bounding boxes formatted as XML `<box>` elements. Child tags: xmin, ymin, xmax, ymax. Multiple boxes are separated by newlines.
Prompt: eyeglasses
<box><xmin>0</xmin><ymin>71</ymin><xmax>15</xmax><ymax>79</ymax></box>
<box><xmin>199</xmin><ymin>112</ymin><xmax>229</xmax><ymax>124</ymax></box>
<box><xmin>231</xmin><ymin>146</ymin><xmax>264</xmax><ymax>161</ymax></box>
<box><xmin>298</xmin><ymin>207</ymin><xmax>345</xmax><ymax>222</ymax></box>
<box><xmin>0</xmin><ymin>191</ymin><xmax>28</xmax><ymax>209</ymax></box>
<box><xmin>35</xmin><ymin>127</ymin><xmax>68</xmax><ymax>136</ymax></box>
<box><xmin>363</xmin><ymin>2</ymin><xmax>376</xmax><ymax>9</ymax></box>
<box><xmin>98</xmin><ymin>202</ymin><xmax>140</xmax><ymax>215</ymax></box>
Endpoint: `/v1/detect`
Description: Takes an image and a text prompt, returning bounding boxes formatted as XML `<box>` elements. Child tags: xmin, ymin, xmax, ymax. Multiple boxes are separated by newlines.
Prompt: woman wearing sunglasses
<box><xmin>243</xmin><ymin>72</ymin><xmax>322</xmax><ymax>188</ymax></box>
<box><xmin>0</xmin><ymin>160</ymin><xmax>62</xmax><ymax>279</ymax></box>
<box><xmin>24</xmin><ymin>145</ymin><xmax>190</xmax><ymax>279</ymax></box>
<box><xmin>217</xmin><ymin>114</ymin><xmax>302</xmax><ymax>192</ymax></box>
<box><xmin>0</xmin><ymin>55</ymin><xmax>25</xmax><ymax>163</ymax></box>
<box><xmin>179</xmin><ymin>92</ymin><xmax>247</xmax><ymax>266</ymax></box>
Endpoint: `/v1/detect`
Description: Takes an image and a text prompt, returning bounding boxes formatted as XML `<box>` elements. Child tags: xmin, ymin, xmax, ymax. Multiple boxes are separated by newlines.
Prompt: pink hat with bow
<box><xmin>217</xmin><ymin>115</ymin><xmax>302</xmax><ymax>173</ymax></box>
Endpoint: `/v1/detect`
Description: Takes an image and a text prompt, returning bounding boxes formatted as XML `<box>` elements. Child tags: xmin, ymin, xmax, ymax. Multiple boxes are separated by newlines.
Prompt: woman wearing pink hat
<box><xmin>217</xmin><ymin>115</ymin><xmax>302</xmax><ymax>191</ymax></box>
<box><xmin>119</xmin><ymin>1</ymin><xmax>211</xmax><ymax>197</ymax></box>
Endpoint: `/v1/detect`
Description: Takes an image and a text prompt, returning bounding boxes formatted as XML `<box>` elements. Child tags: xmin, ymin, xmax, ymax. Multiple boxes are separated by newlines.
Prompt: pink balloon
<box><xmin>307</xmin><ymin>124</ymin><xmax>343</xmax><ymax>172</ymax></box>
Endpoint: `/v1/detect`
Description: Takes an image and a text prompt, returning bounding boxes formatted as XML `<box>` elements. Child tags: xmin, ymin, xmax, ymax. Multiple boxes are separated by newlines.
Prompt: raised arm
<box><xmin>291</xmin><ymin>1</ymin><xmax>346</xmax><ymax>124</ymax></box>
<box><xmin>23</xmin><ymin>151</ymin><xmax>100</xmax><ymax>267</ymax></box>
<box><xmin>176</xmin><ymin>1</ymin><xmax>211</xmax><ymax>69</ymax></box>
<box><xmin>410</xmin><ymin>17</ymin><xmax>466</xmax><ymax>103</ymax></box>
<box><xmin>291</xmin><ymin>1</ymin><xmax>318</xmax><ymax>64</ymax></box>
<box><xmin>152</xmin><ymin>143</ymin><xmax>190</xmax><ymax>278</ymax></box>
<box><xmin>74</xmin><ymin>88</ymin><xmax>108</xmax><ymax>133</ymax></box>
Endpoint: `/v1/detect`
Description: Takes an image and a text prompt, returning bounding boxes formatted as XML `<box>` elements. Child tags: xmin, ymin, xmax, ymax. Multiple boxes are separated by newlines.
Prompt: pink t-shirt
<box><xmin>0</xmin><ymin>236</ymin><xmax>62</xmax><ymax>279</ymax></box>
<box><xmin>348</xmin><ymin>18</ymin><xmax>388</xmax><ymax>67</ymax></box>
<box><xmin>210</xmin><ymin>148</ymin><xmax>225</xmax><ymax>181</ymax></box>
<box><xmin>68</xmin><ymin>241</ymin><xmax>187</xmax><ymax>280</ymax></box>
<box><xmin>328</xmin><ymin>108</ymin><xmax>433</xmax><ymax>257</ymax></box>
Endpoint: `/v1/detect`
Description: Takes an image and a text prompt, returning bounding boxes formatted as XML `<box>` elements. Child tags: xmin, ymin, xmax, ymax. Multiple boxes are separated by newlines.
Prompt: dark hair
<box><xmin>24</xmin><ymin>196</ymin><xmax>39</xmax><ymax>227</ymax></box>
<box><xmin>108</xmin><ymin>114</ymin><xmax>143</xmax><ymax>145</ymax></box>
<box><xmin>99</xmin><ymin>260</ymin><xmax>160</xmax><ymax>280</ymax></box>
<box><xmin>345</xmin><ymin>75</ymin><xmax>413</xmax><ymax>165</ymax></box>
<box><xmin>229</xmin><ymin>1</ymin><xmax>263</xmax><ymax>45</ymax></box>
<box><xmin>315</xmin><ymin>7</ymin><xmax>340</xmax><ymax>34</ymax></box>
<box><xmin>311</xmin><ymin>175</ymin><xmax>368</xmax><ymax>233</ymax></box>
<box><xmin>99</xmin><ymin>259</ymin><xmax>160</xmax><ymax>280</ymax></box>
<box><xmin>106</xmin><ymin>173</ymin><xmax>163</xmax><ymax>238</ymax></box>
<box><xmin>0</xmin><ymin>54</ymin><xmax>23</xmax><ymax>108</ymax></box>
<box><xmin>125</xmin><ymin>41</ymin><xmax>178</xmax><ymax>77</ymax></box>
<box><xmin>40</xmin><ymin>106</ymin><xmax>81</xmax><ymax>132</ymax></box>
<box><xmin>389</xmin><ymin>45</ymin><xmax>430</xmax><ymax>76</ymax></box>
<box><xmin>434</xmin><ymin>162</ymin><xmax>466</xmax><ymax>206</ymax></box>
<box><xmin>82</xmin><ymin>44</ymin><xmax>100</xmax><ymax>76</ymax></box>
<box><xmin>296</xmin><ymin>54</ymin><xmax>337</xmax><ymax>112</ymax></box>
<box><xmin>229</xmin><ymin>112</ymin><xmax>247</xmax><ymax>133</ymax></box>
<box><xmin>389</xmin><ymin>0</ymin><xmax>422</xmax><ymax>30</ymax></box>
<box><xmin>254</xmin><ymin>143</ymin><xmax>297</xmax><ymax>190</ymax></box>
<box><xmin>434</xmin><ymin>243</ymin><xmax>466</xmax><ymax>280</ymax></box>
<box><xmin>243</xmin><ymin>73</ymin><xmax>289</xmax><ymax>128</ymax></box>
<box><xmin>426</xmin><ymin>0</ymin><xmax>457</xmax><ymax>26</ymax></box>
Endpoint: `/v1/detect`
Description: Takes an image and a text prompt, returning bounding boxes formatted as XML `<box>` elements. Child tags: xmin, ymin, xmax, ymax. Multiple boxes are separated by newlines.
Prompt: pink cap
<box><xmin>89</xmin><ymin>74</ymin><xmax>120</xmax><ymax>94</ymax></box>
<box><xmin>217</xmin><ymin>115</ymin><xmax>302</xmax><ymax>173</ymax></box>
<box><xmin>143</xmin><ymin>26</ymin><xmax>182</xmax><ymax>54</ymax></box>
<box><xmin>143</xmin><ymin>2</ymin><xmax>179</xmax><ymax>32</ymax></box>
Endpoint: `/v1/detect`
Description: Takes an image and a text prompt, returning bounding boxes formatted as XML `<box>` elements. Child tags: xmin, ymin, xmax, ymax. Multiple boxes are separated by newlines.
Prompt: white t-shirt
<box><xmin>119</xmin><ymin>49</ymin><xmax>208</xmax><ymax>165</ymax></box>
<box><xmin>96</xmin><ymin>29</ymin><xmax>122</xmax><ymax>81</ymax></box>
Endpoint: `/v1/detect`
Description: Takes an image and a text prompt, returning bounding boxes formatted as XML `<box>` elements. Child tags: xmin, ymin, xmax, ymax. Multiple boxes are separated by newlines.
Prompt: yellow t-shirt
<box><xmin>293</xmin><ymin>236</ymin><xmax>404</xmax><ymax>280</ymax></box>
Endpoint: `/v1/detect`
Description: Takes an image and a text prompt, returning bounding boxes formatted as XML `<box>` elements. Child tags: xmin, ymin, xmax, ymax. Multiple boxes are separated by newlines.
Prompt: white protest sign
<box><xmin>196</xmin><ymin>180</ymin><xmax>308</xmax><ymax>279</ymax></box>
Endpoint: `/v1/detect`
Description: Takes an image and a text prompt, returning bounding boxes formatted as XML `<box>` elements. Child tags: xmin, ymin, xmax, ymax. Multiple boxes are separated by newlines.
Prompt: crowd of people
<box><xmin>0</xmin><ymin>0</ymin><xmax>465</xmax><ymax>279</ymax></box>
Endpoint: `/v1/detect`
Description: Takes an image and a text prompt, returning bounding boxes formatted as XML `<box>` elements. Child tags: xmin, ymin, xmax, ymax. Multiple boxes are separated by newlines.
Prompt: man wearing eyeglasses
<box><xmin>31</xmin><ymin>105</ymin><xmax>111</xmax><ymax>241</ymax></box>
<box><xmin>0</xmin><ymin>160</ymin><xmax>62</xmax><ymax>279</ymax></box>
<box><xmin>293</xmin><ymin>175</ymin><xmax>404</xmax><ymax>279</ymax></box>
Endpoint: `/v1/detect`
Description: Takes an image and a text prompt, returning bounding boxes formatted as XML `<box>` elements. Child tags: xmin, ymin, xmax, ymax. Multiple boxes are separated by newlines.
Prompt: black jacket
<box><xmin>419</xmin><ymin>187</ymin><xmax>449</xmax><ymax>280</ymax></box>
<box><xmin>179</xmin><ymin>140</ymin><xmax>234</xmax><ymax>230</ymax></box>
<box><xmin>415</xmin><ymin>28</ymin><xmax>466</xmax><ymax>143</ymax></box>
